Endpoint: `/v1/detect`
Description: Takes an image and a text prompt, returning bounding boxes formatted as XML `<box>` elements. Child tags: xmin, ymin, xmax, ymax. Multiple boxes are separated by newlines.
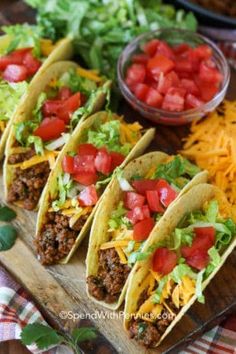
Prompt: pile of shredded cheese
<box><xmin>181</xmin><ymin>100</ymin><xmax>236</xmax><ymax>219</ymax></box>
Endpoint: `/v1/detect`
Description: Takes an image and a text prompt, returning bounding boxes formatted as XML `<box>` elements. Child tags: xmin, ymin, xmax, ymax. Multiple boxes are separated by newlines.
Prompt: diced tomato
<box><xmin>181</xmin><ymin>226</ymin><xmax>215</xmax><ymax>265</ymax></box>
<box><xmin>155</xmin><ymin>41</ymin><xmax>174</xmax><ymax>60</ymax></box>
<box><xmin>23</xmin><ymin>51</ymin><xmax>41</xmax><ymax>75</ymax></box>
<box><xmin>175</xmin><ymin>57</ymin><xmax>192</xmax><ymax>73</ymax></box>
<box><xmin>77</xmin><ymin>143</ymin><xmax>97</xmax><ymax>157</ymax></box>
<box><xmin>196</xmin><ymin>79</ymin><xmax>219</xmax><ymax>102</ymax></box>
<box><xmin>94</xmin><ymin>148</ymin><xmax>112</xmax><ymax>175</ymax></box>
<box><xmin>180</xmin><ymin>79</ymin><xmax>199</xmax><ymax>96</ymax></box>
<box><xmin>162</xmin><ymin>87</ymin><xmax>185</xmax><ymax>112</ymax></box>
<box><xmin>124</xmin><ymin>192</ymin><xmax>145</xmax><ymax>210</ymax></box>
<box><xmin>58</xmin><ymin>92</ymin><xmax>81</xmax><ymax>123</ymax></box>
<box><xmin>145</xmin><ymin>87</ymin><xmax>163</xmax><ymax>108</ymax></box>
<box><xmin>73</xmin><ymin>172</ymin><xmax>98</xmax><ymax>186</ymax></box>
<box><xmin>156</xmin><ymin>179</ymin><xmax>178</xmax><ymax>207</ymax></box>
<box><xmin>110</xmin><ymin>151</ymin><xmax>125</xmax><ymax>171</ymax></box>
<box><xmin>132</xmin><ymin>179</ymin><xmax>159</xmax><ymax>194</ymax></box>
<box><xmin>78</xmin><ymin>185</ymin><xmax>98</xmax><ymax>206</ymax></box>
<box><xmin>152</xmin><ymin>247</ymin><xmax>177</xmax><ymax>275</ymax></box>
<box><xmin>199</xmin><ymin>61</ymin><xmax>223</xmax><ymax>84</ymax></box>
<box><xmin>62</xmin><ymin>155</ymin><xmax>74</xmax><ymax>174</ymax></box>
<box><xmin>185</xmin><ymin>94</ymin><xmax>204</xmax><ymax>109</ymax></box>
<box><xmin>126</xmin><ymin>205</ymin><xmax>150</xmax><ymax>224</ymax></box>
<box><xmin>193</xmin><ymin>44</ymin><xmax>212</xmax><ymax>61</ymax></box>
<box><xmin>147</xmin><ymin>54</ymin><xmax>175</xmax><ymax>78</ymax></box>
<box><xmin>74</xmin><ymin>155</ymin><xmax>96</xmax><ymax>174</ymax></box>
<box><xmin>143</xmin><ymin>39</ymin><xmax>160</xmax><ymax>56</ymax></box>
<box><xmin>3</xmin><ymin>64</ymin><xmax>28</xmax><ymax>82</ymax></box>
<box><xmin>33</xmin><ymin>117</ymin><xmax>65</xmax><ymax>141</ymax></box>
<box><xmin>146</xmin><ymin>190</ymin><xmax>164</xmax><ymax>212</ymax></box>
<box><xmin>158</xmin><ymin>71</ymin><xmax>180</xmax><ymax>95</ymax></box>
<box><xmin>0</xmin><ymin>47</ymin><xmax>32</xmax><ymax>70</ymax></box>
<box><xmin>57</xmin><ymin>87</ymin><xmax>73</xmax><ymax>100</ymax></box>
<box><xmin>185</xmin><ymin>250</ymin><xmax>209</xmax><ymax>270</ymax></box>
<box><xmin>133</xmin><ymin>217</ymin><xmax>155</xmax><ymax>241</ymax></box>
<box><xmin>173</xmin><ymin>43</ymin><xmax>191</xmax><ymax>56</ymax></box>
<box><xmin>126</xmin><ymin>64</ymin><xmax>146</xmax><ymax>86</ymax></box>
<box><xmin>134</xmin><ymin>83</ymin><xmax>149</xmax><ymax>102</ymax></box>
<box><xmin>42</xmin><ymin>100</ymin><xmax>62</xmax><ymax>117</ymax></box>
<box><xmin>132</xmin><ymin>53</ymin><xmax>149</xmax><ymax>65</ymax></box>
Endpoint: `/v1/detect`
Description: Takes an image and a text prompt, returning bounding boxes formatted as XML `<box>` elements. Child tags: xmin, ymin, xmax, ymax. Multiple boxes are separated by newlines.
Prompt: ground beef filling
<box><xmin>87</xmin><ymin>248</ymin><xmax>131</xmax><ymax>304</ymax></box>
<box><xmin>7</xmin><ymin>149</ymin><xmax>50</xmax><ymax>210</ymax></box>
<box><xmin>35</xmin><ymin>212</ymin><xmax>88</xmax><ymax>265</ymax></box>
<box><xmin>129</xmin><ymin>300</ymin><xmax>177</xmax><ymax>348</ymax></box>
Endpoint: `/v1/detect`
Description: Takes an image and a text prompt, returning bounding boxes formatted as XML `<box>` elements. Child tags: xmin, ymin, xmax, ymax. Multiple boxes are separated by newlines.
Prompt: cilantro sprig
<box><xmin>21</xmin><ymin>323</ymin><xmax>97</xmax><ymax>354</ymax></box>
<box><xmin>0</xmin><ymin>204</ymin><xmax>17</xmax><ymax>251</ymax></box>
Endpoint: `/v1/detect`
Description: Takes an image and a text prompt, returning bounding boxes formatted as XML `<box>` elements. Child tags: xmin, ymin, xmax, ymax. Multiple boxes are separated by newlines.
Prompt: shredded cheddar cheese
<box><xmin>76</xmin><ymin>67</ymin><xmax>102</xmax><ymax>82</ymax></box>
<box><xmin>115</xmin><ymin>247</ymin><xmax>127</xmax><ymax>264</ymax></box>
<box><xmin>40</xmin><ymin>39</ymin><xmax>55</xmax><ymax>56</ymax></box>
<box><xmin>181</xmin><ymin>100</ymin><xmax>236</xmax><ymax>219</ymax></box>
<box><xmin>12</xmin><ymin>151</ymin><xmax>59</xmax><ymax>170</ymax></box>
<box><xmin>100</xmin><ymin>239</ymin><xmax>131</xmax><ymax>250</ymax></box>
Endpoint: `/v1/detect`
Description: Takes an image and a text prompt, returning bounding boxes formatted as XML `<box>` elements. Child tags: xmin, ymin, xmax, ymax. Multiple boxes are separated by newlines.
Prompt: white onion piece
<box><xmin>67</xmin><ymin>183</ymin><xmax>86</xmax><ymax>198</ymax></box>
<box><xmin>45</xmin><ymin>133</ymin><xmax>70</xmax><ymax>151</ymax></box>
<box><xmin>118</xmin><ymin>177</ymin><xmax>134</xmax><ymax>191</ymax></box>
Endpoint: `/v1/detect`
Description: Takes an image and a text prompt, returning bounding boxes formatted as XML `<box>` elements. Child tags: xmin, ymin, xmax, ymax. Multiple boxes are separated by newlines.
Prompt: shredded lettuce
<box><xmin>195</xmin><ymin>270</ymin><xmax>205</xmax><ymax>303</ymax></box>
<box><xmin>0</xmin><ymin>81</ymin><xmax>28</xmax><ymax>122</ymax></box>
<box><xmin>32</xmin><ymin>92</ymin><xmax>47</xmax><ymax>122</ymax></box>
<box><xmin>206</xmin><ymin>200</ymin><xmax>218</xmax><ymax>223</ymax></box>
<box><xmin>108</xmin><ymin>201</ymin><xmax>128</xmax><ymax>230</ymax></box>
<box><xmin>52</xmin><ymin>173</ymin><xmax>74</xmax><ymax>211</ymax></box>
<box><xmin>58</xmin><ymin>69</ymin><xmax>97</xmax><ymax>95</ymax></box>
<box><xmin>153</xmin><ymin>155</ymin><xmax>200</xmax><ymax>189</ymax></box>
<box><xmin>171</xmin><ymin>264</ymin><xmax>197</xmax><ymax>284</ymax></box>
<box><xmin>2</xmin><ymin>24</ymin><xmax>42</xmax><ymax>57</ymax></box>
<box><xmin>87</xmin><ymin>119</ymin><xmax>131</xmax><ymax>155</ymax></box>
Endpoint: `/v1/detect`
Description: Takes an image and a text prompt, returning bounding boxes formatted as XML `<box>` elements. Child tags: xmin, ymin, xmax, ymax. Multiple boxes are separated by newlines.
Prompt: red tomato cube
<box><xmin>145</xmin><ymin>87</ymin><xmax>163</xmax><ymax>108</ymax></box>
<box><xmin>173</xmin><ymin>43</ymin><xmax>191</xmax><ymax>56</ymax></box>
<box><xmin>199</xmin><ymin>60</ymin><xmax>223</xmax><ymax>84</ymax></box>
<box><xmin>73</xmin><ymin>172</ymin><xmax>98</xmax><ymax>186</ymax></box>
<box><xmin>193</xmin><ymin>44</ymin><xmax>212</xmax><ymax>61</ymax></box>
<box><xmin>133</xmin><ymin>217</ymin><xmax>155</xmax><ymax>241</ymax></box>
<box><xmin>126</xmin><ymin>64</ymin><xmax>146</xmax><ymax>85</ymax></box>
<box><xmin>175</xmin><ymin>57</ymin><xmax>193</xmax><ymax>73</ymax></box>
<box><xmin>143</xmin><ymin>39</ymin><xmax>160</xmax><ymax>56</ymax></box>
<box><xmin>74</xmin><ymin>155</ymin><xmax>96</xmax><ymax>174</ymax></box>
<box><xmin>110</xmin><ymin>151</ymin><xmax>125</xmax><ymax>171</ymax></box>
<box><xmin>162</xmin><ymin>87</ymin><xmax>186</xmax><ymax>112</ymax></box>
<box><xmin>94</xmin><ymin>148</ymin><xmax>112</xmax><ymax>175</ymax></box>
<box><xmin>155</xmin><ymin>41</ymin><xmax>174</xmax><ymax>60</ymax></box>
<box><xmin>126</xmin><ymin>205</ymin><xmax>150</xmax><ymax>224</ymax></box>
<box><xmin>57</xmin><ymin>87</ymin><xmax>72</xmax><ymax>100</ymax></box>
<box><xmin>180</xmin><ymin>79</ymin><xmax>199</xmax><ymax>96</ymax></box>
<box><xmin>132</xmin><ymin>179</ymin><xmax>159</xmax><ymax>194</ymax></box>
<box><xmin>62</xmin><ymin>155</ymin><xmax>74</xmax><ymax>174</ymax></box>
<box><xmin>33</xmin><ymin>117</ymin><xmax>65</xmax><ymax>141</ymax></box>
<box><xmin>158</xmin><ymin>71</ymin><xmax>180</xmax><ymax>95</ymax></box>
<box><xmin>77</xmin><ymin>143</ymin><xmax>97</xmax><ymax>157</ymax></box>
<box><xmin>152</xmin><ymin>247</ymin><xmax>177</xmax><ymax>275</ymax></box>
<box><xmin>78</xmin><ymin>185</ymin><xmax>98</xmax><ymax>206</ymax></box>
<box><xmin>23</xmin><ymin>52</ymin><xmax>41</xmax><ymax>75</ymax></box>
<box><xmin>124</xmin><ymin>192</ymin><xmax>145</xmax><ymax>210</ymax></box>
<box><xmin>185</xmin><ymin>94</ymin><xmax>204</xmax><ymax>109</ymax></box>
<box><xmin>146</xmin><ymin>190</ymin><xmax>164</xmax><ymax>212</ymax></box>
<box><xmin>147</xmin><ymin>54</ymin><xmax>175</xmax><ymax>78</ymax></box>
<box><xmin>3</xmin><ymin>64</ymin><xmax>28</xmax><ymax>82</ymax></box>
<box><xmin>134</xmin><ymin>83</ymin><xmax>149</xmax><ymax>101</ymax></box>
<box><xmin>132</xmin><ymin>53</ymin><xmax>149</xmax><ymax>65</ymax></box>
<box><xmin>58</xmin><ymin>92</ymin><xmax>81</xmax><ymax>123</ymax></box>
<box><xmin>156</xmin><ymin>179</ymin><xmax>178</xmax><ymax>207</ymax></box>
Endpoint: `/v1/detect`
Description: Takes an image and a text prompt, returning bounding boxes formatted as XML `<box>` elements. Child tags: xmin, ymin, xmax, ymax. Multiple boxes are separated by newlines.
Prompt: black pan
<box><xmin>174</xmin><ymin>0</ymin><xmax>236</xmax><ymax>28</ymax></box>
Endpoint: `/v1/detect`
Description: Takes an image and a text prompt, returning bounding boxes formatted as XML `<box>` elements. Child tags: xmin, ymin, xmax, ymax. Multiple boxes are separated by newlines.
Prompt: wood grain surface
<box><xmin>1</xmin><ymin>1</ymin><xmax>236</xmax><ymax>354</ymax></box>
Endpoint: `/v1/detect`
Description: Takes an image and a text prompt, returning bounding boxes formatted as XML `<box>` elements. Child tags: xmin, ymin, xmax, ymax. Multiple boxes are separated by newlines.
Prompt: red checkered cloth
<box><xmin>0</xmin><ymin>265</ymin><xmax>235</xmax><ymax>353</ymax></box>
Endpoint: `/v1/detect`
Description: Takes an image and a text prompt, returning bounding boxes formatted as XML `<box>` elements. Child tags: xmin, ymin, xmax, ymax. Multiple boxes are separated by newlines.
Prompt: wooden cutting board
<box><xmin>0</xmin><ymin>2</ymin><xmax>236</xmax><ymax>353</ymax></box>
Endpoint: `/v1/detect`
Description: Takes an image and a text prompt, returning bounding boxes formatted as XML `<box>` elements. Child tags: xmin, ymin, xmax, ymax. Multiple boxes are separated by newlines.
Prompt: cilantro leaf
<box><xmin>0</xmin><ymin>205</ymin><xmax>16</xmax><ymax>222</ymax></box>
<box><xmin>21</xmin><ymin>323</ymin><xmax>63</xmax><ymax>349</ymax></box>
<box><xmin>0</xmin><ymin>225</ymin><xmax>17</xmax><ymax>251</ymax></box>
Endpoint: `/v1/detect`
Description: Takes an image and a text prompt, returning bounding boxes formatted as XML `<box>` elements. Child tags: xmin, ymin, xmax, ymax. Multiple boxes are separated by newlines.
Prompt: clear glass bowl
<box><xmin>117</xmin><ymin>29</ymin><xmax>230</xmax><ymax>126</ymax></box>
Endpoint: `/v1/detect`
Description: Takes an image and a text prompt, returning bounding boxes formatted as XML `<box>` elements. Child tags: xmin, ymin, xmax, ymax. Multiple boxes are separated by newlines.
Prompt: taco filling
<box><xmin>7</xmin><ymin>66</ymin><xmax>106</xmax><ymax>210</ymax></box>
<box><xmin>0</xmin><ymin>24</ymin><xmax>58</xmax><ymax>144</ymax></box>
<box><xmin>35</xmin><ymin>114</ymin><xmax>143</xmax><ymax>264</ymax></box>
<box><xmin>87</xmin><ymin>156</ymin><xmax>201</xmax><ymax>304</ymax></box>
<box><xmin>128</xmin><ymin>199</ymin><xmax>236</xmax><ymax>347</ymax></box>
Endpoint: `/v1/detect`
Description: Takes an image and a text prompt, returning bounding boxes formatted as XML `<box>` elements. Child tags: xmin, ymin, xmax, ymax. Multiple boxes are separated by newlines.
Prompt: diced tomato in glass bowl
<box><xmin>118</xmin><ymin>29</ymin><xmax>230</xmax><ymax>126</ymax></box>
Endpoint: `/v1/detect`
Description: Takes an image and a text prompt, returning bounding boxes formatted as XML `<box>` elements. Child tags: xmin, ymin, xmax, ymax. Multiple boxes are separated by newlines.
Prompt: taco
<box><xmin>34</xmin><ymin>111</ymin><xmax>155</xmax><ymax>265</ymax></box>
<box><xmin>4</xmin><ymin>61</ymin><xmax>110</xmax><ymax>210</ymax></box>
<box><xmin>0</xmin><ymin>23</ymin><xmax>73</xmax><ymax>159</ymax></box>
<box><xmin>86</xmin><ymin>152</ymin><xmax>208</xmax><ymax>310</ymax></box>
<box><xmin>124</xmin><ymin>183</ymin><xmax>236</xmax><ymax>348</ymax></box>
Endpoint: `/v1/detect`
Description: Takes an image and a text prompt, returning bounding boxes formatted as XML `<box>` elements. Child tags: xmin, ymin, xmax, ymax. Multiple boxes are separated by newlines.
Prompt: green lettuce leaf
<box><xmin>108</xmin><ymin>201</ymin><xmax>127</xmax><ymax>230</ymax></box>
<box><xmin>0</xmin><ymin>81</ymin><xmax>28</xmax><ymax>122</ymax></box>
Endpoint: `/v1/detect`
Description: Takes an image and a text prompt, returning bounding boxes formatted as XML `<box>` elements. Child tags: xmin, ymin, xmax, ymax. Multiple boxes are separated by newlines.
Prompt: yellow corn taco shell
<box><xmin>86</xmin><ymin>152</ymin><xmax>208</xmax><ymax>310</ymax></box>
<box><xmin>35</xmin><ymin>111</ymin><xmax>155</xmax><ymax>264</ymax></box>
<box><xmin>3</xmin><ymin>61</ymin><xmax>111</xmax><ymax>210</ymax></box>
<box><xmin>124</xmin><ymin>183</ymin><xmax>236</xmax><ymax>347</ymax></box>
<box><xmin>0</xmin><ymin>35</ymin><xmax>73</xmax><ymax>159</ymax></box>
